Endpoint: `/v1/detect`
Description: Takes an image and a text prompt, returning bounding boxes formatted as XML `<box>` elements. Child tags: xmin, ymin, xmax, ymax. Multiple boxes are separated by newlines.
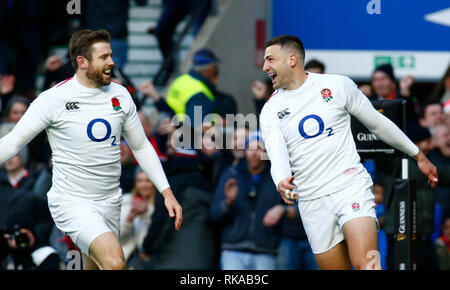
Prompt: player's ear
<box><xmin>76</xmin><ymin>56</ymin><xmax>88</xmax><ymax>70</ymax></box>
<box><xmin>289</xmin><ymin>54</ymin><xmax>298</xmax><ymax>68</ymax></box>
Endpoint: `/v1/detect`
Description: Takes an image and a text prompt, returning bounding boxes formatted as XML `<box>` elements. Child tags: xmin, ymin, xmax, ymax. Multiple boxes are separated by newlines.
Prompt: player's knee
<box><xmin>103</xmin><ymin>256</ymin><xmax>126</xmax><ymax>270</ymax></box>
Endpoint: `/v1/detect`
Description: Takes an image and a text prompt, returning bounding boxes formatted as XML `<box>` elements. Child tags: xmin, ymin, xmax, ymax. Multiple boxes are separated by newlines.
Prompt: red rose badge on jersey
<box><xmin>112</xmin><ymin>97</ymin><xmax>122</xmax><ymax>111</ymax></box>
<box><xmin>321</xmin><ymin>88</ymin><xmax>333</xmax><ymax>103</ymax></box>
<box><xmin>351</xmin><ymin>202</ymin><xmax>360</xmax><ymax>212</ymax></box>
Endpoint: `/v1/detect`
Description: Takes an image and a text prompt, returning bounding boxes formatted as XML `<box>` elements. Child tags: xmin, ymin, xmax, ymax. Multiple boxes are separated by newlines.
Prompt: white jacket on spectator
<box><xmin>120</xmin><ymin>193</ymin><xmax>154</xmax><ymax>261</ymax></box>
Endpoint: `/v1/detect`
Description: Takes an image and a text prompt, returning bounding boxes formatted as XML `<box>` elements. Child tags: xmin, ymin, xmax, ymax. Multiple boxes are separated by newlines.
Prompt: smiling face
<box><xmin>84</xmin><ymin>42</ymin><xmax>115</xmax><ymax>87</ymax></box>
<box><xmin>263</xmin><ymin>45</ymin><xmax>293</xmax><ymax>90</ymax></box>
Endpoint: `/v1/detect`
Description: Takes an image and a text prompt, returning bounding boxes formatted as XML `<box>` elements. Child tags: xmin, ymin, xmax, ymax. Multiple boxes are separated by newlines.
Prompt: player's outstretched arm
<box><xmin>343</xmin><ymin>76</ymin><xmax>438</xmax><ymax>188</ymax></box>
<box><xmin>0</xmin><ymin>99</ymin><xmax>48</xmax><ymax>165</ymax></box>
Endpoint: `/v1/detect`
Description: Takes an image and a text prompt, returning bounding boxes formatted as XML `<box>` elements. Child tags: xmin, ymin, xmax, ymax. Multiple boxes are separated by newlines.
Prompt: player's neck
<box><xmin>75</xmin><ymin>72</ymin><xmax>102</xmax><ymax>89</ymax></box>
<box><xmin>285</xmin><ymin>70</ymin><xmax>308</xmax><ymax>91</ymax></box>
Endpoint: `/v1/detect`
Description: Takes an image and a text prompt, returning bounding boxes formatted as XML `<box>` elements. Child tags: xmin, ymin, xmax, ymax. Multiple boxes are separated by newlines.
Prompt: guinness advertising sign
<box><xmin>351</xmin><ymin>99</ymin><xmax>406</xmax><ymax>159</ymax></box>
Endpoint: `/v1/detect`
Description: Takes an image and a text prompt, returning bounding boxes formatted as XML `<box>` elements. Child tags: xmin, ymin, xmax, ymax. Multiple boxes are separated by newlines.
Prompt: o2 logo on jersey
<box><xmin>298</xmin><ymin>114</ymin><xmax>334</xmax><ymax>139</ymax></box>
<box><xmin>86</xmin><ymin>118</ymin><xmax>118</xmax><ymax>146</ymax></box>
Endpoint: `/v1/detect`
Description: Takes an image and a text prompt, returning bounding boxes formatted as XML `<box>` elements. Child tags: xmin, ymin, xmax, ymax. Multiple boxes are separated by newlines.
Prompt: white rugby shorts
<box><xmin>47</xmin><ymin>188</ymin><xmax>122</xmax><ymax>256</ymax></box>
<box><xmin>298</xmin><ymin>171</ymin><xmax>379</xmax><ymax>254</ymax></box>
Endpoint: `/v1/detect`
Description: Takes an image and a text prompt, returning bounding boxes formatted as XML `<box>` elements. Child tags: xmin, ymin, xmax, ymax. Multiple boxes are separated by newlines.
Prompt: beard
<box><xmin>86</xmin><ymin>64</ymin><xmax>112</xmax><ymax>87</ymax></box>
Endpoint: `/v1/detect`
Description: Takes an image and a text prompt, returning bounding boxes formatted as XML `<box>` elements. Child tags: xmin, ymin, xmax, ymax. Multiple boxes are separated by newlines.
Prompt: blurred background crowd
<box><xmin>0</xmin><ymin>0</ymin><xmax>449</xmax><ymax>270</ymax></box>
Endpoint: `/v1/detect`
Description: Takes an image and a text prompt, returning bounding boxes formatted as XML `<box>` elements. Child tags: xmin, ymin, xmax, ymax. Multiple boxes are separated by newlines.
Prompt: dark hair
<box><xmin>265</xmin><ymin>35</ymin><xmax>305</xmax><ymax>63</ymax></box>
<box><xmin>3</xmin><ymin>95</ymin><xmax>30</xmax><ymax>120</ymax></box>
<box><xmin>419</xmin><ymin>99</ymin><xmax>443</xmax><ymax>119</ymax></box>
<box><xmin>69</xmin><ymin>29</ymin><xmax>111</xmax><ymax>70</ymax></box>
<box><xmin>305</xmin><ymin>59</ymin><xmax>325</xmax><ymax>73</ymax></box>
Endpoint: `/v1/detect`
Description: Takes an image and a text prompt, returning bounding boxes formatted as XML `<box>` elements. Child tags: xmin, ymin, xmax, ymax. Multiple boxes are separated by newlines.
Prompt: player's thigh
<box><xmin>337</xmin><ymin>178</ymin><xmax>381</xmax><ymax>270</ymax></box>
<box><xmin>342</xmin><ymin>216</ymin><xmax>380</xmax><ymax>270</ymax></box>
<box><xmin>314</xmin><ymin>241</ymin><xmax>352</xmax><ymax>270</ymax></box>
<box><xmin>88</xmin><ymin>231</ymin><xmax>126</xmax><ymax>270</ymax></box>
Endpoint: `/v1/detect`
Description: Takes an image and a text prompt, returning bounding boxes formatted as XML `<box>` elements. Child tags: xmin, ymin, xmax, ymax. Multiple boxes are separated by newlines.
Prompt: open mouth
<box><xmin>268</xmin><ymin>71</ymin><xmax>278</xmax><ymax>83</ymax></box>
<box><xmin>103</xmin><ymin>69</ymin><xmax>112</xmax><ymax>77</ymax></box>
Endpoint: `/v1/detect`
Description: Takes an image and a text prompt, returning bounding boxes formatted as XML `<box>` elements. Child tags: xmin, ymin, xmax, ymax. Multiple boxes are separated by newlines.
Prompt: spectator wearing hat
<box><xmin>371</xmin><ymin>64</ymin><xmax>418</xmax><ymax>122</ymax></box>
<box><xmin>383</xmin><ymin>123</ymin><xmax>450</xmax><ymax>270</ymax></box>
<box><xmin>165</xmin><ymin>48</ymin><xmax>220</xmax><ymax>128</ymax></box>
<box><xmin>210</xmin><ymin>131</ymin><xmax>282</xmax><ymax>270</ymax></box>
<box><xmin>139</xmin><ymin>48</ymin><xmax>237</xmax><ymax>126</ymax></box>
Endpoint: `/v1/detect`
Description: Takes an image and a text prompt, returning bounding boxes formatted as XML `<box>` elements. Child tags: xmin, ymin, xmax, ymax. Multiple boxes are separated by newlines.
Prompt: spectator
<box><xmin>418</xmin><ymin>100</ymin><xmax>445</xmax><ymax>129</ymax></box>
<box><xmin>370</xmin><ymin>64</ymin><xmax>418</xmax><ymax>122</ymax></box>
<box><xmin>120</xmin><ymin>168</ymin><xmax>156</xmax><ymax>269</ymax></box>
<box><xmin>231</xmin><ymin>126</ymin><xmax>249</xmax><ymax>167</ymax></box>
<box><xmin>140</xmin><ymin>130</ymin><xmax>215</xmax><ymax>270</ymax></box>
<box><xmin>166</xmin><ymin>48</ymin><xmax>220</xmax><ymax>127</ymax></box>
<box><xmin>428</xmin><ymin>123</ymin><xmax>450</xmax><ymax>214</ymax></box>
<box><xmin>210</xmin><ymin>131</ymin><xmax>282</xmax><ymax>270</ymax></box>
<box><xmin>0</xmin><ymin>96</ymin><xmax>50</xmax><ymax>169</ymax></box>
<box><xmin>435</xmin><ymin>214</ymin><xmax>450</xmax><ymax>270</ymax></box>
<box><xmin>264</xmin><ymin>203</ymin><xmax>318</xmax><ymax>270</ymax></box>
<box><xmin>304</xmin><ymin>59</ymin><xmax>325</xmax><ymax>74</ymax></box>
<box><xmin>0</xmin><ymin>147</ymin><xmax>59</xmax><ymax>270</ymax></box>
<box><xmin>1</xmin><ymin>96</ymin><xmax>30</xmax><ymax>125</ymax></box>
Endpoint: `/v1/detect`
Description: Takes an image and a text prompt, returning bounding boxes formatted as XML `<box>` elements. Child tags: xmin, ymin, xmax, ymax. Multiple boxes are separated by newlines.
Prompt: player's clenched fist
<box><xmin>277</xmin><ymin>176</ymin><xmax>298</xmax><ymax>205</ymax></box>
<box><xmin>224</xmin><ymin>178</ymin><xmax>238</xmax><ymax>206</ymax></box>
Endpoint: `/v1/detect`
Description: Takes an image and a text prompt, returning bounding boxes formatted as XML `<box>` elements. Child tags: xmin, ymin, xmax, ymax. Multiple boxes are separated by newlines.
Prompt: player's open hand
<box><xmin>414</xmin><ymin>151</ymin><xmax>438</xmax><ymax>189</ymax></box>
<box><xmin>277</xmin><ymin>176</ymin><xmax>298</xmax><ymax>205</ymax></box>
<box><xmin>161</xmin><ymin>188</ymin><xmax>183</xmax><ymax>230</ymax></box>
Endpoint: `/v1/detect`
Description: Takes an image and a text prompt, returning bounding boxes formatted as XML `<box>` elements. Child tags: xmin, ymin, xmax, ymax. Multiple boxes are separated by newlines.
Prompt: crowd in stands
<box><xmin>0</xmin><ymin>0</ymin><xmax>449</xmax><ymax>270</ymax></box>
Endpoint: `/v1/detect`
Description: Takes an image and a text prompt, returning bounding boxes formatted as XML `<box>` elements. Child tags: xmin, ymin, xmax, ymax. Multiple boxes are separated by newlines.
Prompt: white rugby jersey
<box><xmin>260</xmin><ymin>72</ymin><xmax>418</xmax><ymax>201</ymax></box>
<box><xmin>0</xmin><ymin>75</ymin><xmax>169</xmax><ymax>200</ymax></box>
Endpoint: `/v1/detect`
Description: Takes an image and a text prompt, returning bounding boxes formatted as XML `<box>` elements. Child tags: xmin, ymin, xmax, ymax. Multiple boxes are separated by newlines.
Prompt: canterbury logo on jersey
<box><xmin>277</xmin><ymin>108</ymin><xmax>291</xmax><ymax>119</ymax></box>
<box><xmin>65</xmin><ymin>102</ymin><xmax>80</xmax><ymax>110</ymax></box>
